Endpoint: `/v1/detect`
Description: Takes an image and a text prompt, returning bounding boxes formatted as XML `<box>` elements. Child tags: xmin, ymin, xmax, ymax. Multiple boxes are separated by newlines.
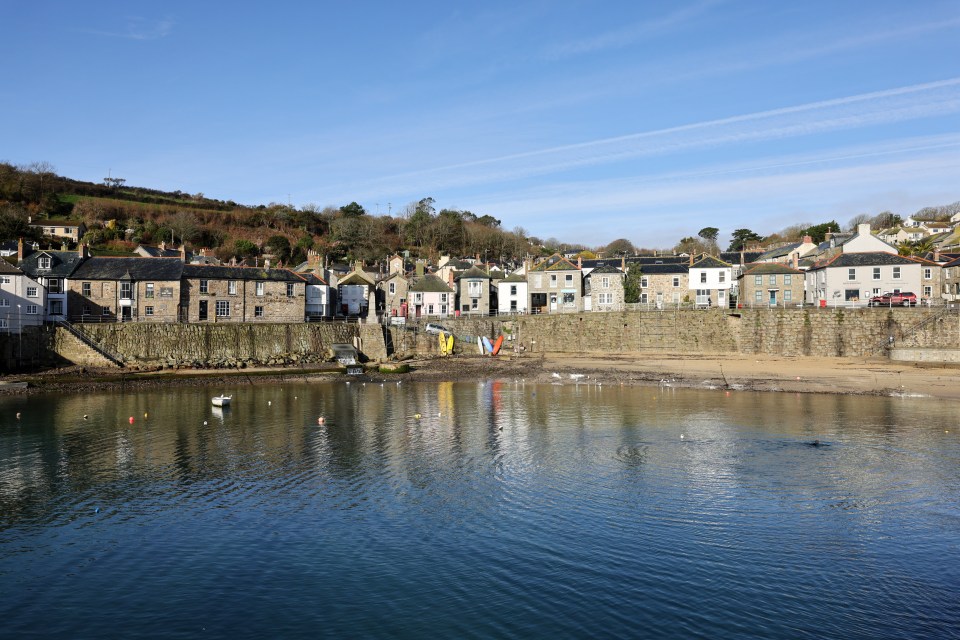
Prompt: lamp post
<box><xmin>17</xmin><ymin>304</ymin><xmax>22</xmax><ymax>370</ymax></box>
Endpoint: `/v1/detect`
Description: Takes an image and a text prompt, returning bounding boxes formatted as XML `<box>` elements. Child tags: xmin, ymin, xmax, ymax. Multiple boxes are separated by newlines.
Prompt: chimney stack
<box><xmin>689</xmin><ymin>254</ymin><xmax>694</xmax><ymax>266</ymax></box>
<box><xmin>934</xmin><ymin>247</ymin><xmax>941</xmax><ymax>262</ymax></box>
<box><xmin>79</xmin><ymin>242</ymin><xmax>90</xmax><ymax>259</ymax></box>
<box><xmin>792</xmin><ymin>252</ymin><xmax>799</xmax><ymax>270</ymax></box>
<box><xmin>180</xmin><ymin>245</ymin><xmax>187</xmax><ymax>262</ymax></box>
<box><xmin>803</xmin><ymin>235</ymin><xmax>812</xmax><ymax>244</ymax></box>
<box><xmin>265</xmin><ymin>259</ymin><xmax>271</xmax><ymax>269</ymax></box>
<box><xmin>416</xmin><ymin>260</ymin><xmax>424</xmax><ymax>277</ymax></box>
<box><xmin>621</xmin><ymin>255</ymin><xmax>626</xmax><ymax>271</ymax></box>
<box><xmin>577</xmin><ymin>255</ymin><xmax>582</xmax><ymax>269</ymax></box>
<box><xmin>17</xmin><ymin>238</ymin><xmax>23</xmax><ymax>263</ymax></box>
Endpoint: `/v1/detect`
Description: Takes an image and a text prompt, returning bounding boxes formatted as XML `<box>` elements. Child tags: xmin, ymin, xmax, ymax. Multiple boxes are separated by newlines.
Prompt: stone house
<box><xmin>407</xmin><ymin>274</ymin><xmax>454</xmax><ymax>318</ymax></box>
<box><xmin>943</xmin><ymin>256</ymin><xmax>960</xmax><ymax>302</ymax></box>
<box><xmin>637</xmin><ymin>263</ymin><xmax>689</xmax><ymax>307</ymax></box>
<box><xmin>585</xmin><ymin>264</ymin><xmax>625</xmax><ymax>312</ymax></box>
<box><xmin>737</xmin><ymin>263</ymin><xmax>805</xmax><ymax>308</ymax></box>
<box><xmin>18</xmin><ymin>240</ymin><xmax>87</xmax><ymax>321</ymax></box>
<box><xmin>68</xmin><ymin>257</ymin><xmax>183</xmax><ymax>322</ymax></box>
<box><xmin>804</xmin><ymin>252</ymin><xmax>939</xmax><ymax>306</ymax></box>
<box><xmin>527</xmin><ymin>254</ymin><xmax>583</xmax><ymax>314</ymax></box>
<box><xmin>456</xmin><ymin>265</ymin><xmax>493</xmax><ymax>316</ymax></box>
<box><xmin>301</xmin><ymin>272</ymin><xmax>331</xmax><ymax>319</ymax></box>
<box><xmin>497</xmin><ymin>273</ymin><xmax>528</xmax><ymax>314</ymax></box>
<box><xmin>379</xmin><ymin>272</ymin><xmax>410</xmax><ymax>318</ymax></box>
<box><xmin>0</xmin><ymin>261</ymin><xmax>45</xmax><ymax>332</ymax></box>
<box><xmin>180</xmin><ymin>265</ymin><xmax>306</xmax><ymax>322</ymax></box>
<box><xmin>688</xmin><ymin>254</ymin><xmax>733</xmax><ymax>307</ymax></box>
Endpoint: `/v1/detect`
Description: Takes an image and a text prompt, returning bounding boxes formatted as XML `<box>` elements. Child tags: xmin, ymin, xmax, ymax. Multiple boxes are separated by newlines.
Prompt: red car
<box><xmin>868</xmin><ymin>292</ymin><xmax>917</xmax><ymax>306</ymax></box>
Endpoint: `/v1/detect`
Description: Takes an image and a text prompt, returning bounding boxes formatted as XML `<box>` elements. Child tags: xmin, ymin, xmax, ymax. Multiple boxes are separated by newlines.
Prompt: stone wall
<box><xmin>71</xmin><ymin>322</ymin><xmax>360</xmax><ymax>367</ymax></box>
<box><xmin>402</xmin><ymin>307</ymin><xmax>950</xmax><ymax>358</ymax></box>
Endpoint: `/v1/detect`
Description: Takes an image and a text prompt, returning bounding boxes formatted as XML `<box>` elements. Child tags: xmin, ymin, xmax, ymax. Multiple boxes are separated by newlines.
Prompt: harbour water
<box><xmin>1</xmin><ymin>380</ymin><xmax>958</xmax><ymax>639</ymax></box>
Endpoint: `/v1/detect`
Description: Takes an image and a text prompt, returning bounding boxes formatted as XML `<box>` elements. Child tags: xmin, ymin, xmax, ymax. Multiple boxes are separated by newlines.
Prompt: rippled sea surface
<box><xmin>1</xmin><ymin>380</ymin><xmax>959</xmax><ymax>639</ymax></box>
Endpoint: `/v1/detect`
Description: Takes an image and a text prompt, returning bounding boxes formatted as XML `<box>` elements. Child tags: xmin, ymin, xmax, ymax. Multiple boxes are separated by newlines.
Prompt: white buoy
<box><xmin>203</xmin><ymin>420</ymin><xmax>208</xmax><ymax>426</ymax></box>
<box><xmin>16</xmin><ymin>412</ymin><xmax>21</xmax><ymax>419</ymax></box>
<box><xmin>318</xmin><ymin>416</ymin><xmax>325</xmax><ymax>425</ymax></box>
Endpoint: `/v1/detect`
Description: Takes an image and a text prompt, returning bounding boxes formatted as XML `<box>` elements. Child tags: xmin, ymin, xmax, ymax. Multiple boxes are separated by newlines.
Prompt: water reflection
<box><xmin>0</xmin><ymin>382</ymin><xmax>958</xmax><ymax>638</ymax></box>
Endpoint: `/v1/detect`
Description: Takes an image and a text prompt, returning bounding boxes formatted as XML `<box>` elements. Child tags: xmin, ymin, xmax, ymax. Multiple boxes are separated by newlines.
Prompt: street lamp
<box><xmin>17</xmin><ymin>304</ymin><xmax>22</xmax><ymax>370</ymax></box>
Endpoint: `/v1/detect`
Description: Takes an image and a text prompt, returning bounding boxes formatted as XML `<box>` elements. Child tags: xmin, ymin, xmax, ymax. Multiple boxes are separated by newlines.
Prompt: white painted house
<box><xmin>688</xmin><ymin>255</ymin><xmax>733</xmax><ymax>307</ymax></box>
<box><xmin>497</xmin><ymin>273</ymin><xmax>528</xmax><ymax>314</ymax></box>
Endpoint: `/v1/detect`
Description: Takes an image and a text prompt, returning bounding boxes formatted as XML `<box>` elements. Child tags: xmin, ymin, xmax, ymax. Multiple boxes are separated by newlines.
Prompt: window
<box><xmin>784</xmin><ymin>274</ymin><xmax>792</xmax><ymax>285</ymax></box>
<box><xmin>532</xmin><ymin>274</ymin><xmax>542</xmax><ymax>288</ymax></box>
<box><xmin>924</xmin><ymin>268</ymin><xmax>932</xmax><ymax>279</ymax></box>
<box><xmin>769</xmin><ymin>275</ymin><xmax>777</xmax><ymax>286</ymax></box>
<box><xmin>414</xmin><ymin>293</ymin><xmax>422</xmax><ymax>303</ymax></box>
<box><xmin>427</xmin><ymin>304</ymin><xmax>434</xmax><ymax>315</ymax></box>
<box><xmin>923</xmin><ymin>286</ymin><xmax>932</xmax><ymax>297</ymax></box>
<box><xmin>510</xmin><ymin>285</ymin><xmax>517</xmax><ymax>295</ymax></box>
<box><xmin>120</xmin><ymin>282</ymin><xmax>132</xmax><ymax>299</ymax></box>
<box><xmin>640</xmin><ymin>293</ymin><xmax>648</xmax><ymax>303</ymax></box>
<box><xmin>848</xmin><ymin>268</ymin><xmax>856</xmax><ymax>281</ymax></box>
<box><xmin>145</xmin><ymin>306</ymin><xmax>154</xmax><ymax>316</ymax></box>
<box><xmin>784</xmin><ymin>290</ymin><xmax>792</xmax><ymax>302</ymax></box>
<box><xmin>48</xmin><ymin>279</ymin><xmax>61</xmax><ymax>294</ymax></box>
<box><xmin>755</xmin><ymin>290</ymin><xmax>763</xmax><ymax>301</ymax></box>
<box><xmin>719</xmin><ymin>272</ymin><xmax>725</xmax><ymax>283</ymax></box>
<box><xmin>550</xmin><ymin>274</ymin><xmax>557</xmax><ymax>286</ymax></box>
<box><xmin>700</xmin><ymin>272</ymin><xmax>707</xmax><ymax>284</ymax></box>
<box><xmin>228</xmin><ymin>281</ymin><xmax>237</xmax><ymax>295</ymax></box>
<box><xmin>26</xmin><ymin>305</ymin><xmax>38</xmax><ymax>314</ymax></box>
<box><xmin>27</xmin><ymin>287</ymin><xmax>38</xmax><ymax>298</ymax></box>
<box><xmin>468</xmin><ymin>281</ymin><xmax>482</xmax><ymax>297</ymax></box>
<box><xmin>0</xmin><ymin>276</ymin><xmax>8</xmax><ymax>285</ymax></box>
<box><xmin>0</xmin><ymin>298</ymin><xmax>7</xmax><ymax>307</ymax></box>
<box><xmin>471</xmin><ymin>298</ymin><xmax>478</xmax><ymax>310</ymax></box>
<box><xmin>601</xmin><ymin>277</ymin><xmax>609</xmax><ymax>288</ymax></box>
<box><xmin>255</xmin><ymin>306</ymin><xmax>264</xmax><ymax>318</ymax></box>
<box><xmin>562</xmin><ymin>292</ymin><xmax>575</xmax><ymax>305</ymax></box>
<box><xmin>38</xmin><ymin>257</ymin><xmax>51</xmax><ymax>269</ymax></box>
<box><xmin>440</xmin><ymin>293</ymin><xmax>447</xmax><ymax>303</ymax></box>
<box><xmin>641</xmin><ymin>277</ymin><xmax>649</xmax><ymax>288</ymax></box>
<box><xmin>145</xmin><ymin>283</ymin><xmax>155</xmax><ymax>298</ymax></box>
<box><xmin>199</xmin><ymin>280</ymin><xmax>209</xmax><ymax>294</ymax></box>
<box><xmin>215</xmin><ymin>300</ymin><xmax>230</xmax><ymax>317</ymax></box>
<box><xmin>388</xmin><ymin>283</ymin><xmax>395</xmax><ymax>295</ymax></box>
<box><xmin>102</xmin><ymin>306</ymin><xmax>111</xmax><ymax>315</ymax></box>
<box><xmin>873</xmin><ymin>267</ymin><xmax>881</xmax><ymax>280</ymax></box>
<box><xmin>673</xmin><ymin>277</ymin><xmax>680</xmax><ymax>287</ymax></box>
<box><xmin>286</xmin><ymin>283</ymin><xmax>295</xmax><ymax>297</ymax></box>
<box><xmin>256</xmin><ymin>282</ymin><xmax>265</xmax><ymax>296</ymax></box>
<box><xmin>565</xmin><ymin>274</ymin><xmax>573</xmax><ymax>285</ymax></box>
<box><xmin>755</xmin><ymin>275</ymin><xmax>763</xmax><ymax>286</ymax></box>
<box><xmin>893</xmin><ymin>267</ymin><xmax>901</xmax><ymax>279</ymax></box>
<box><xmin>0</xmin><ymin>319</ymin><xmax>6</xmax><ymax>329</ymax></box>
<box><xmin>82</xmin><ymin>282</ymin><xmax>91</xmax><ymax>297</ymax></box>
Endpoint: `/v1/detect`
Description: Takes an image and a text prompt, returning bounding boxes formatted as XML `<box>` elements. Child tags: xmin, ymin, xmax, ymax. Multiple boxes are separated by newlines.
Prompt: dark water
<box><xmin>1</xmin><ymin>380</ymin><xmax>958</xmax><ymax>639</ymax></box>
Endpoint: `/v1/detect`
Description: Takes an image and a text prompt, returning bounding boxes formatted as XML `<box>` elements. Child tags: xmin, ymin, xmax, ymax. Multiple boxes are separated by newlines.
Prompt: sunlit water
<box><xmin>1</xmin><ymin>380</ymin><xmax>958</xmax><ymax>639</ymax></box>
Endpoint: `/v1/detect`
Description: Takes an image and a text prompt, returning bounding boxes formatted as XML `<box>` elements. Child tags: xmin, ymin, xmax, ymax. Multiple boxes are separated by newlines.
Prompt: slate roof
<box><xmin>691</xmin><ymin>255</ymin><xmax>732</xmax><ymax>269</ymax></box>
<box><xmin>456</xmin><ymin>265</ymin><xmax>492</xmax><ymax>280</ymax></box>
<box><xmin>299</xmin><ymin>272</ymin><xmax>327</xmax><ymax>285</ymax></box>
<box><xmin>71</xmin><ymin>257</ymin><xmax>184</xmax><ymax>281</ymax></box>
<box><xmin>136</xmin><ymin>244</ymin><xmax>182</xmax><ymax>258</ymax></box>
<box><xmin>409</xmin><ymin>275</ymin><xmax>453</xmax><ymax>293</ymax></box>
<box><xmin>500</xmin><ymin>273</ymin><xmax>527</xmax><ymax>283</ymax></box>
<box><xmin>806</xmin><ymin>251</ymin><xmax>933</xmax><ymax>271</ymax></box>
<box><xmin>738</xmin><ymin>262</ymin><xmax>804</xmax><ymax>277</ymax></box>
<box><xmin>19</xmin><ymin>250</ymin><xmax>86</xmax><ymax>278</ymax></box>
<box><xmin>636</xmin><ymin>263</ymin><xmax>689</xmax><ymax>274</ymax></box>
<box><xmin>530</xmin><ymin>254</ymin><xmax>579</xmax><ymax>272</ymax></box>
<box><xmin>588</xmin><ymin>264</ymin><xmax>624</xmax><ymax>276</ymax></box>
<box><xmin>0</xmin><ymin>261</ymin><xmax>23</xmax><ymax>275</ymax></box>
<box><xmin>720</xmin><ymin>251</ymin><xmax>764</xmax><ymax>263</ymax></box>
<box><xmin>182</xmin><ymin>264</ymin><xmax>305</xmax><ymax>282</ymax></box>
<box><xmin>757</xmin><ymin>242</ymin><xmax>803</xmax><ymax>261</ymax></box>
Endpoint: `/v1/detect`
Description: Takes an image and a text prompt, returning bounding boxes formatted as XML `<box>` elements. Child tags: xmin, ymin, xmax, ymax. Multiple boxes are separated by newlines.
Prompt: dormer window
<box><xmin>39</xmin><ymin>257</ymin><xmax>51</xmax><ymax>269</ymax></box>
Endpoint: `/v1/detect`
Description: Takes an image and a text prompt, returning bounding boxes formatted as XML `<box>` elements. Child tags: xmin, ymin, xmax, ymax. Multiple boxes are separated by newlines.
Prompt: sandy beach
<box><xmin>3</xmin><ymin>351</ymin><xmax>958</xmax><ymax>400</ymax></box>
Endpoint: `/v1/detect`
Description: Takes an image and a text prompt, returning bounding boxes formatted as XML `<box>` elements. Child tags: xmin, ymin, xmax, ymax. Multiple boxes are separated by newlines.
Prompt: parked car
<box><xmin>424</xmin><ymin>322</ymin><xmax>451</xmax><ymax>334</ymax></box>
<box><xmin>868</xmin><ymin>291</ymin><xmax>917</xmax><ymax>306</ymax></box>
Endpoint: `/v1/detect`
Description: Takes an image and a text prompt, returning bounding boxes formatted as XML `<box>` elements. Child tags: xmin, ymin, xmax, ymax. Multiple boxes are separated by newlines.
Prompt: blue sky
<box><xmin>3</xmin><ymin>1</ymin><xmax>959</xmax><ymax>248</ymax></box>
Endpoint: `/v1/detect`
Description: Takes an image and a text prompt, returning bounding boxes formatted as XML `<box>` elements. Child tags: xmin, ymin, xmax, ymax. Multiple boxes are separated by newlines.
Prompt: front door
<box><xmin>121</xmin><ymin>307</ymin><xmax>132</xmax><ymax>322</ymax></box>
<box><xmin>199</xmin><ymin>300</ymin><xmax>208</xmax><ymax>321</ymax></box>
<box><xmin>769</xmin><ymin>290</ymin><xmax>777</xmax><ymax>306</ymax></box>
<box><xmin>550</xmin><ymin>294</ymin><xmax>557</xmax><ymax>312</ymax></box>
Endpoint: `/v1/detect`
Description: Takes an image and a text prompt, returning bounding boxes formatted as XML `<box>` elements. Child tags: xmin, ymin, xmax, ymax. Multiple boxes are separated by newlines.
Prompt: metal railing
<box><xmin>54</xmin><ymin>318</ymin><xmax>126</xmax><ymax>367</ymax></box>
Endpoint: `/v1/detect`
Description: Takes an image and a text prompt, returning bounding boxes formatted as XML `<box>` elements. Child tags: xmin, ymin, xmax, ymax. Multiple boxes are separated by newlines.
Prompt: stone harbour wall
<box><xmin>405</xmin><ymin>307</ymin><xmax>953</xmax><ymax>358</ymax></box>
<box><xmin>71</xmin><ymin>322</ymin><xmax>361</xmax><ymax>367</ymax></box>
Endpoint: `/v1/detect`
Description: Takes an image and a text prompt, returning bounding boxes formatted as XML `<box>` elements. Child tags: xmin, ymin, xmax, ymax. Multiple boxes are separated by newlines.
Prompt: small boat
<box><xmin>212</xmin><ymin>395</ymin><xmax>232</xmax><ymax>407</ymax></box>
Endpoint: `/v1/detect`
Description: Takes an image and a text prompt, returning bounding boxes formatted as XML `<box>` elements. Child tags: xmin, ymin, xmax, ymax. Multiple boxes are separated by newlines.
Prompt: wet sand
<box><xmin>4</xmin><ymin>351</ymin><xmax>957</xmax><ymax>400</ymax></box>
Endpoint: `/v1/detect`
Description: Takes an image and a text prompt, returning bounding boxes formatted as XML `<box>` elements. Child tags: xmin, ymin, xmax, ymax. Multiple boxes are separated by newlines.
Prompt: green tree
<box><xmin>727</xmin><ymin>228</ymin><xmax>762</xmax><ymax>252</ymax></box>
<box><xmin>339</xmin><ymin>202</ymin><xmax>366</xmax><ymax>218</ymax></box>
<box><xmin>234</xmin><ymin>239</ymin><xmax>259</xmax><ymax>257</ymax></box>
<box><xmin>800</xmin><ymin>221</ymin><xmax>840</xmax><ymax>244</ymax></box>
<box><xmin>265</xmin><ymin>235</ymin><xmax>291</xmax><ymax>261</ymax></box>
<box><xmin>604</xmin><ymin>238</ymin><xmax>635</xmax><ymax>256</ymax></box>
<box><xmin>623</xmin><ymin>266</ymin><xmax>642</xmax><ymax>303</ymax></box>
